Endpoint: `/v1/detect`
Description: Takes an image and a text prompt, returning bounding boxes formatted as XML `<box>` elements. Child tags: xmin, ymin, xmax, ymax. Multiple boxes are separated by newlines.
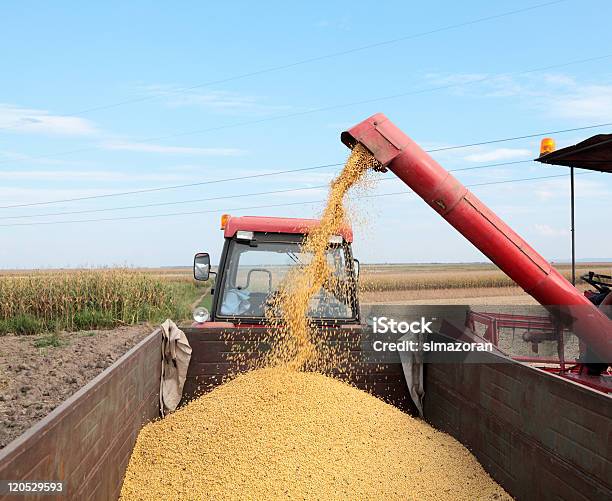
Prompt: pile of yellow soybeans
<box><xmin>120</xmin><ymin>368</ymin><xmax>509</xmax><ymax>500</ymax></box>
<box><xmin>121</xmin><ymin>145</ymin><xmax>508</xmax><ymax>500</ymax></box>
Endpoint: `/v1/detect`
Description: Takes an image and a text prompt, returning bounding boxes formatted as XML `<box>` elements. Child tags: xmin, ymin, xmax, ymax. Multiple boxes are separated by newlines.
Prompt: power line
<box><xmin>427</xmin><ymin>122</ymin><xmax>612</xmax><ymax>152</ymax></box>
<box><xmin>0</xmin><ymin>162</ymin><xmax>343</xmax><ymax>209</ymax></box>
<box><xmin>1</xmin><ymin>171</ymin><xmax>596</xmax><ymax>228</ymax></box>
<box><xmin>2</xmin><ymin>50</ymin><xmax>610</xmax><ymax>167</ymax></box>
<box><xmin>137</xmin><ymin>53</ymin><xmax>612</xmax><ymax>145</ymax></box>
<box><xmin>0</xmin><ymin>183</ymin><xmax>332</xmax><ymax>220</ymax></box>
<box><xmin>0</xmin><ymin>0</ymin><xmax>567</xmax><ymax>131</ymax></box>
<box><xmin>0</xmin><ymin>160</ymin><xmax>535</xmax><ymax>220</ymax></box>
<box><xmin>450</xmin><ymin>159</ymin><xmax>532</xmax><ymax>172</ymax></box>
<box><xmin>129</xmin><ymin>53</ymin><xmax>612</xmax><ymax>143</ymax></box>
<box><xmin>4</xmin><ymin>114</ymin><xmax>609</xmax><ymax>211</ymax></box>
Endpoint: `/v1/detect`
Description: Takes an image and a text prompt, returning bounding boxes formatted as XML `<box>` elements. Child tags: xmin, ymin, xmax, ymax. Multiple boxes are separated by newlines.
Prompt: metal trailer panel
<box><xmin>424</xmin><ymin>357</ymin><xmax>612</xmax><ymax>500</ymax></box>
<box><xmin>180</xmin><ymin>327</ymin><xmax>416</xmax><ymax>413</ymax></box>
<box><xmin>0</xmin><ymin>329</ymin><xmax>162</xmax><ymax>501</ymax></box>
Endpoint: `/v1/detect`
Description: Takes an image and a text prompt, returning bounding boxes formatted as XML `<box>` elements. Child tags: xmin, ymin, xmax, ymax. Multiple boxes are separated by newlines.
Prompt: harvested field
<box><xmin>121</xmin><ymin>368</ymin><xmax>509</xmax><ymax>501</ymax></box>
<box><xmin>0</xmin><ymin>324</ymin><xmax>151</xmax><ymax>448</ymax></box>
<box><xmin>359</xmin><ymin>263</ymin><xmax>611</xmax><ymax>306</ymax></box>
<box><xmin>359</xmin><ymin>262</ymin><xmax>612</xmax><ymax>293</ymax></box>
<box><xmin>360</xmin><ymin>286</ymin><xmax>538</xmax><ymax>305</ymax></box>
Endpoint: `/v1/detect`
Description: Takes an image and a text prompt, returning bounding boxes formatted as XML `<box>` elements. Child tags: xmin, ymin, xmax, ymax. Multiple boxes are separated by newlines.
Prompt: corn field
<box><xmin>0</xmin><ymin>269</ymin><xmax>201</xmax><ymax>335</ymax></box>
<box><xmin>359</xmin><ymin>271</ymin><xmax>515</xmax><ymax>291</ymax></box>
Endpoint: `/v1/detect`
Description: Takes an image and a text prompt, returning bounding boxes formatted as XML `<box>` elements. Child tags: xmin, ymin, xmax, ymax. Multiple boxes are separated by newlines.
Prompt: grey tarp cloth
<box><xmin>398</xmin><ymin>331</ymin><xmax>424</xmax><ymax>417</ymax></box>
<box><xmin>159</xmin><ymin>319</ymin><xmax>192</xmax><ymax>416</ymax></box>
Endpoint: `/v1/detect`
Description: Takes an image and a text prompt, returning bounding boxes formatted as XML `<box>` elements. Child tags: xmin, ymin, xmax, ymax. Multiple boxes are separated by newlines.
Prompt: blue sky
<box><xmin>1</xmin><ymin>0</ymin><xmax>611</xmax><ymax>268</ymax></box>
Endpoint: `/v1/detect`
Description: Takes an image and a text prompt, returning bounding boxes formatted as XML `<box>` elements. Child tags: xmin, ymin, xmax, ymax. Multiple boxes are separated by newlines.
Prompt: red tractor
<box><xmin>191</xmin><ymin>215</ymin><xmax>360</xmax><ymax>327</ymax></box>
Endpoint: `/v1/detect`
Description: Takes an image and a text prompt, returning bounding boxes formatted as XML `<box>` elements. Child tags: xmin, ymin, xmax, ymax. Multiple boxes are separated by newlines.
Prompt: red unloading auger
<box><xmin>342</xmin><ymin>113</ymin><xmax>612</xmax><ymax>363</ymax></box>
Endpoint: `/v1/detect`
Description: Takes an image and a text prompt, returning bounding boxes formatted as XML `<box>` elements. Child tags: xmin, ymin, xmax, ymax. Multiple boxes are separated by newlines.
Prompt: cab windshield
<box><xmin>217</xmin><ymin>236</ymin><xmax>356</xmax><ymax>320</ymax></box>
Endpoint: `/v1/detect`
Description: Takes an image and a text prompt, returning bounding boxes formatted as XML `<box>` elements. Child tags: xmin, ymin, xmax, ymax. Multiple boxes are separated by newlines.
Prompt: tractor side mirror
<box><xmin>193</xmin><ymin>252</ymin><xmax>211</xmax><ymax>281</ymax></box>
<box><xmin>353</xmin><ymin>258</ymin><xmax>360</xmax><ymax>279</ymax></box>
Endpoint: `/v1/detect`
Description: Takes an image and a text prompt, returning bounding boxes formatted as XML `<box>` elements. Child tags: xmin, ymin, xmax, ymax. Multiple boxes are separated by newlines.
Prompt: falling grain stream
<box><xmin>120</xmin><ymin>145</ymin><xmax>509</xmax><ymax>500</ymax></box>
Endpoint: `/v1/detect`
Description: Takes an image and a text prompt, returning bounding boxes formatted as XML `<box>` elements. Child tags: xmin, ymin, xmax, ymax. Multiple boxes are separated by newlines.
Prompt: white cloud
<box><xmin>0</xmin><ymin>104</ymin><xmax>97</xmax><ymax>136</ymax></box>
<box><xmin>325</xmin><ymin>121</ymin><xmax>353</xmax><ymax>130</ymax></box>
<box><xmin>534</xmin><ymin>187</ymin><xmax>555</xmax><ymax>201</ymax></box>
<box><xmin>539</xmin><ymin>74</ymin><xmax>576</xmax><ymax>86</ymax></box>
<box><xmin>0</xmin><ymin>186</ymin><xmax>116</xmax><ymax>206</ymax></box>
<box><xmin>0</xmin><ymin>149</ymin><xmax>91</xmax><ymax>166</ymax></box>
<box><xmin>315</xmin><ymin>17</ymin><xmax>351</xmax><ymax>31</ymax></box>
<box><xmin>532</xmin><ymin>176</ymin><xmax>611</xmax><ymax>202</ymax></box>
<box><xmin>264</xmin><ymin>187</ymin><xmax>328</xmax><ymax>199</ymax></box>
<box><xmin>424</xmin><ymin>72</ymin><xmax>488</xmax><ymax>87</ymax></box>
<box><xmin>425</xmin><ymin>71</ymin><xmax>612</xmax><ymax>122</ymax></box>
<box><xmin>534</xmin><ymin>178</ymin><xmax>572</xmax><ymax>201</ymax></box>
<box><xmin>547</xmin><ymin>84</ymin><xmax>612</xmax><ymax>121</ymax></box>
<box><xmin>0</xmin><ymin>169</ymin><xmax>193</xmax><ymax>182</ymax></box>
<box><xmin>143</xmin><ymin>85</ymin><xmax>289</xmax><ymax>114</ymax></box>
<box><xmin>464</xmin><ymin>148</ymin><xmax>531</xmax><ymax>163</ymax></box>
<box><xmin>534</xmin><ymin>223</ymin><xmax>569</xmax><ymax>237</ymax></box>
<box><xmin>102</xmin><ymin>140</ymin><xmax>244</xmax><ymax>156</ymax></box>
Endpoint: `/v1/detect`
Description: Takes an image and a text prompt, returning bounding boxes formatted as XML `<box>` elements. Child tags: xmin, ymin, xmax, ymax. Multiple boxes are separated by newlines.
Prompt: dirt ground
<box><xmin>360</xmin><ymin>286</ymin><xmax>538</xmax><ymax>305</ymax></box>
<box><xmin>0</xmin><ymin>324</ymin><xmax>152</xmax><ymax>449</ymax></box>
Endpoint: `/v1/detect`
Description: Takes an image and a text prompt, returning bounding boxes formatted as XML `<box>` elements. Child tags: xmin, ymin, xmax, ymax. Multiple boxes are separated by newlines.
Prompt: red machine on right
<box><xmin>342</xmin><ymin>114</ymin><xmax>612</xmax><ymax>393</ymax></box>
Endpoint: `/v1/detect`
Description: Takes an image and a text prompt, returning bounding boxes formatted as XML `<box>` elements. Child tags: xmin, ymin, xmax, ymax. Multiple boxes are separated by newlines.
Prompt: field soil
<box><xmin>0</xmin><ymin>324</ymin><xmax>152</xmax><ymax>449</ymax></box>
<box><xmin>360</xmin><ymin>286</ymin><xmax>539</xmax><ymax>305</ymax></box>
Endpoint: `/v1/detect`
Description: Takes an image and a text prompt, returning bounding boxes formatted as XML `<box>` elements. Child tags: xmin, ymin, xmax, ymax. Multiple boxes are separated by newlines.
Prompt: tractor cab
<box><xmin>192</xmin><ymin>215</ymin><xmax>360</xmax><ymax>326</ymax></box>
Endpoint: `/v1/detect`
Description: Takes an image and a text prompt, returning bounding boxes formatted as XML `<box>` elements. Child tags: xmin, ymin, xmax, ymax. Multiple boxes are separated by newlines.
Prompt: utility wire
<box><xmin>4</xmin><ymin>113</ymin><xmax>609</xmax><ymax>211</ymax></box>
<box><xmin>0</xmin><ymin>0</ymin><xmax>567</xmax><ymax>130</ymax></box>
<box><xmin>1</xmin><ymin>50</ymin><xmax>609</xmax><ymax>167</ymax></box>
<box><xmin>0</xmin><ymin>160</ymin><xmax>534</xmax><ymax>220</ymax></box>
<box><xmin>427</xmin><ymin>122</ymin><xmax>612</xmax><ymax>152</ymax></box>
<box><xmin>0</xmin><ymin>171</ymin><xmax>596</xmax><ymax>228</ymax></box>
<box><xmin>0</xmin><ymin>162</ymin><xmax>343</xmax><ymax>209</ymax></box>
<box><xmin>126</xmin><ymin>53</ymin><xmax>612</xmax><ymax>145</ymax></box>
<box><xmin>0</xmin><ymin>184</ymin><xmax>334</xmax><ymax>220</ymax></box>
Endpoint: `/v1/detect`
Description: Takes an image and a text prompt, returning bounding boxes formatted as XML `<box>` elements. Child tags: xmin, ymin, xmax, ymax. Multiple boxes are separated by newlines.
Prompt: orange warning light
<box><xmin>540</xmin><ymin>137</ymin><xmax>556</xmax><ymax>156</ymax></box>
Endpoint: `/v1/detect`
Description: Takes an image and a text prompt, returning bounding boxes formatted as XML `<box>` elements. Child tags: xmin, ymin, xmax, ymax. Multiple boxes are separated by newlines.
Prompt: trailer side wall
<box><xmin>181</xmin><ymin>327</ymin><xmax>415</xmax><ymax>412</ymax></box>
<box><xmin>0</xmin><ymin>330</ymin><xmax>162</xmax><ymax>501</ymax></box>
<box><xmin>425</xmin><ymin>361</ymin><xmax>612</xmax><ymax>500</ymax></box>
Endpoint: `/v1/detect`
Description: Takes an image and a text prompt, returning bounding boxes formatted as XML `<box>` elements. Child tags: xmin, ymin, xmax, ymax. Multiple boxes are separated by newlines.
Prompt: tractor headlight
<box><xmin>193</xmin><ymin>306</ymin><xmax>210</xmax><ymax>323</ymax></box>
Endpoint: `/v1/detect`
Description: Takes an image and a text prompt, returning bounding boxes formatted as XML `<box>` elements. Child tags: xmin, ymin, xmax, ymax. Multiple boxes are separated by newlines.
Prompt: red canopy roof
<box><xmin>223</xmin><ymin>216</ymin><xmax>353</xmax><ymax>242</ymax></box>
